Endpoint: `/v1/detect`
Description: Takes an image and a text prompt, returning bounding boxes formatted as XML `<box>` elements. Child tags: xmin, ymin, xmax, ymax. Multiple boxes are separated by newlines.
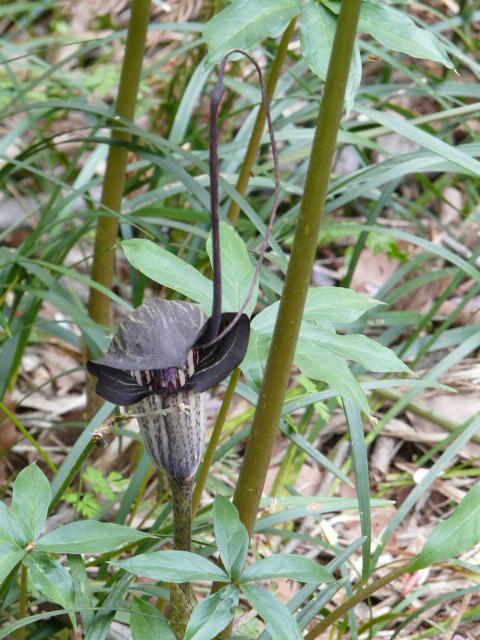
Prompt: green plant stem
<box><xmin>18</xmin><ymin>564</ymin><xmax>27</xmax><ymax>640</ymax></box>
<box><xmin>87</xmin><ymin>0</ymin><xmax>151</xmax><ymax>333</ymax></box>
<box><xmin>226</xmin><ymin>17</ymin><xmax>296</xmax><ymax>225</ymax></box>
<box><xmin>232</xmin><ymin>0</ymin><xmax>363</xmax><ymax>538</ymax></box>
<box><xmin>304</xmin><ymin>564</ymin><xmax>411</xmax><ymax>639</ymax></box>
<box><xmin>192</xmin><ymin>368</ymin><xmax>241</xmax><ymax>517</ymax></box>
<box><xmin>169</xmin><ymin>475</ymin><xmax>197</xmax><ymax>640</ymax></box>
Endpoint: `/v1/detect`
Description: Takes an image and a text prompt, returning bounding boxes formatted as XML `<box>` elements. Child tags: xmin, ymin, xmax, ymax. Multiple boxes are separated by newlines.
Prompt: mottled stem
<box><xmin>169</xmin><ymin>475</ymin><xmax>197</xmax><ymax>640</ymax></box>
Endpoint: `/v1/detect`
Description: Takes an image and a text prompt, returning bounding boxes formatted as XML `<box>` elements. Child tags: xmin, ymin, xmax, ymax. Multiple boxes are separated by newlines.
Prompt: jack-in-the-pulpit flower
<box><xmin>87</xmin><ymin>298</ymin><xmax>249</xmax><ymax>479</ymax></box>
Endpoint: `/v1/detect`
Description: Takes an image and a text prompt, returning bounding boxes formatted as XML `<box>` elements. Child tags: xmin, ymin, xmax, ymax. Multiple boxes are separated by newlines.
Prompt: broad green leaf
<box><xmin>321</xmin><ymin>0</ymin><xmax>453</xmax><ymax>68</ymax></box>
<box><xmin>252</xmin><ymin>287</ymin><xmax>382</xmax><ymax>333</ymax></box>
<box><xmin>240</xmin><ymin>553</ymin><xmax>334</xmax><ymax>584</ymax></box>
<box><xmin>0</xmin><ymin>502</ymin><xmax>27</xmax><ymax>545</ymax></box>
<box><xmin>203</xmin><ymin>0</ymin><xmax>301</xmax><ymax>64</ymax></box>
<box><xmin>242</xmin><ymin>327</ymin><xmax>371</xmax><ymax>415</ymax></box>
<box><xmin>12</xmin><ymin>463</ymin><xmax>51</xmax><ymax>541</ymax></box>
<box><xmin>24</xmin><ymin>552</ymin><xmax>75</xmax><ymax>615</ymax></box>
<box><xmin>121</xmin><ymin>238</ymin><xmax>212</xmax><ymax>311</ymax></box>
<box><xmin>241</xmin><ymin>326</ymin><xmax>267</xmax><ymax>389</ymax></box>
<box><xmin>213</xmin><ymin>495</ymin><xmax>249</xmax><ymax>580</ymax></box>
<box><xmin>294</xmin><ymin>341</ymin><xmax>371</xmax><ymax>415</ymax></box>
<box><xmin>240</xmin><ymin>584</ymin><xmax>303</xmax><ymax>640</ymax></box>
<box><xmin>358</xmin><ymin>0</ymin><xmax>453</xmax><ymax>68</ymax></box>
<box><xmin>412</xmin><ymin>482</ymin><xmax>480</xmax><ymax>570</ymax></box>
<box><xmin>300</xmin><ymin>0</ymin><xmax>362</xmax><ymax>113</ymax></box>
<box><xmin>184</xmin><ymin>585</ymin><xmax>239</xmax><ymax>640</ymax></box>
<box><xmin>0</xmin><ymin>545</ymin><xmax>25</xmax><ymax>583</ymax></box>
<box><xmin>36</xmin><ymin>520</ymin><xmax>151</xmax><ymax>554</ymax></box>
<box><xmin>299</xmin><ymin>324</ymin><xmax>412</xmax><ymax>374</ymax></box>
<box><xmin>206</xmin><ymin>222</ymin><xmax>257</xmax><ymax>314</ymax></box>
<box><xmin>130</xmin><ymin>596</ymin><xmax>175</xmax><ymax>640</ymax></box>
<box><xmin>116</xmin><ymin>551</ymin><xmax>229</xmax><ymax>583</ymax></box>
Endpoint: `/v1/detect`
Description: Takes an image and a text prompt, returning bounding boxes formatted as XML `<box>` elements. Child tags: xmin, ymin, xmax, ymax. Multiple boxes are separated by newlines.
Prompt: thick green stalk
<box><xmin>87</xmin><ymin>0</ymin><xmax>151</xmax><ymax>331</ymax></box>
<box><xmin>169</xmin><ymin>476</ymin><xmax>197</xmax><ymax>640</ymax></box>
<box><xmin>232</xmin><ymin>0</ymin><xmax>363</xmax><ymax>537</ymax></box>
<box><xmin>227</xmin><ymin>17</ymin><xmax>296</xmax><ymax>225</ymax></box>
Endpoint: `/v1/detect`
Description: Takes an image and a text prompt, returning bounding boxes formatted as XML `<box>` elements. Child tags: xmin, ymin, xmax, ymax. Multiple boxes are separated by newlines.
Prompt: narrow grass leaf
<box><xmin>116</xmin><ymin>551</ymin><xmax>229</xmax><ymax>582</ymax></box>
<box><xmin>412</xmin><ymin>482</ymin><xmax>480</xmax><ymax>570</ymax></box>
<box><xmin>36</xmin><ymin>521</ymin><xmax>151</xmax><ymax>554</ymax></box>
<box><xmin>343</xmin><ymin>399</ymin><xmax>371</xmax><ymax>580</ymax></box>
<box><xmin>213</xmin><ymin>495</ymin><xmax>249</xmax><ymax>580</ymax></box>
<box><xmin>130</xmin><ymin>596</ymin><xmax>175</xmax><ymax>640</ymax></box>
<box><xmin>240</xmin><ymin>584</ymin><xmax>303</xmax><ymax>640</ymax></box>
<box><xmin>12</xmin><ymin>463</ymin><xmax>50</xmax><ymax>541</ymax></box>
<box><xmin>184</xmin><ymin>585</ymin><xmax>239</xmax><ymax>640</ymax></box>
<box><xmin>240</xmin><ymin>553</ymin><xmax>334</xmax><ymax>584</ymax></box>
<box><xmin>84</xmin><ymin>572</ymin><xmax>132</xmax><ymax>640</ymax></box>
<box><xmin>68</xmin><ymin>553</ymin><xmax>94</xmax><ymax>630</ymax></box>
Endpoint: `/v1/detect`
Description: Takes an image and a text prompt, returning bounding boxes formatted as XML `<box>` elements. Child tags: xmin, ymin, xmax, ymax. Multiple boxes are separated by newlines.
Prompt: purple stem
<box><xmin>201</xmin><ymin>48</ymin><xmax>280</xmax><ymax>348</ymax></box>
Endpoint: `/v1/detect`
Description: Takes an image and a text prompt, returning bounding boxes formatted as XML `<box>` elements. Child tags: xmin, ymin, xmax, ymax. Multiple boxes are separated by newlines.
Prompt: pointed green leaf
<box><xmin>0</xmin><ymin>502</ymin><xmax>27</xmax><ymax>545</ymax></box>
<box><xmin>301</xmin><ymin>0</ymin><xmax>362</xmax><ymax>113</ymax></box>
<box><xmin>412</xmin><ymin>482</ymin><xmax>480</xmax><ymax>570</ymax></box>
<box><xmin>115</xmin><ymin>550</ymin><xmax>229</xmax><ymax>583</ymax></box>
<box><xmin>121</xmin><ymin>238</ymin><xmax>212</xmax><ymax>311</ymax></box>
<box><xmin>358</xmin><ymin>0</ymin><xmax>453</xmax><ymax>68</ymax></box>
<box><xmin>206</xmin><ymin>222</ymin><xmax>257</xmax><ymax>314</ymax></box>
<box><xmin>213</xmin><ymin>495</ymin><xmax>249</xmax><ymax>580</ymax></box>
<box><xmin>300</xmin><ymin>324</ymin><xmax>412</xmax><ymax>374</ymax></box>
<box><xmin>36</xmin><ymin>520</ymin><xmax>151</xmax><ymax>554</ymax></box>
<box><xmin>240</xmin><ymin>583</ymin><xmax>303</xmax><ymax>640</ymax></box>
<box><xmin>130</xmin><ymin>596</ymin><xmax>175</xmax><ymax>640</ymax></box>
<box><xmin>184</xmin><ymin>585</ymin><xmax>239</xmax><ymax>640</ymax></box>
<box><xmin>240</xmin><ymin>553</ymin><xmax>333</xmax><ymax>584</ymax></box>
<box><xmin>24</xmin><ymin>552</ymin><xmax>75</xmax><ymax>614</ymax></box>
<box><xmin>0</xmin><ymin>545</ymin><xmax>25</xmax><ymax>583</ymax></box>
<box><xmin>12</xmin><ymin>463</ymin><xmax>51</xmax><ymax>541</ymax></box>
<box><xmin>203</xmin><ymin>0</ymin><xmax>301</xmax><ymax>64</ymax></box>
<box><xmin>294</xmin><ymin>341</ymin><xmax>371</xmax><ymax>415</ymax></box>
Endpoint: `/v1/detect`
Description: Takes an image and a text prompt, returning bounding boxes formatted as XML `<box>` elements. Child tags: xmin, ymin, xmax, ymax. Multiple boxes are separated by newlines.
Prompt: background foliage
<box><xmin>1</xmin><ymin>1</ymin><xmax>480</xmax><ymax>638</ymax></box>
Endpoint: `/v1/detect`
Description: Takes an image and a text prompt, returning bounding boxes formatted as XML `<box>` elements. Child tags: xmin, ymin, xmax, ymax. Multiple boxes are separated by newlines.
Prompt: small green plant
<box><xmin>0</xmin><ymin>463</ymin><xmax>151</xmax><ymax>636</ymax></box>
<box><xmin>64</xmin><ymin>466</ymin><xmax>129</xmax><ymax>518</ymax></box>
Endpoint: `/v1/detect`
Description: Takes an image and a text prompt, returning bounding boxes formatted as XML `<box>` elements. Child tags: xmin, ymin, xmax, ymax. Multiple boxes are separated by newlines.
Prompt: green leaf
<box><xmin>130</xmin><ymin>596</ymin><xmax>175</xmax><ymax>640</ymax></box>
<box><xmin>0</xmin><ymin>545</ymin><xmax>25</xmax><ymax>583</ymax></box>
<box><xmin>299</xmin><ymin>324</ymin><xmax>412</xmax><ymax>374</ymax></box>
<box><xmin>184</xmin><ymin>585</ymin><xmax>239</xmax><ymax>640</ymax></box>
<box><xmin>122</xmin><ymin>238</ymin><xmax>212</xmax><ymax>311</ymax></box>
<box><xmin>213</xmin><ymin>495</ymin><xmax>249</xmax><ymax>580</ymax></box>
<box><xmin>241</xmin><ymin>326</ymin><xmax>267</xmax><ymax>389</ymax></box>
<box><xmin>115</xmin><ymin>551</ymin><xmax>230</xmax><ymax>583</ymax></box>
<box><xmin>24</xmin><ymin>552</ymin><xmax>75</xmax><ymax>615</ymax></box>
<box><xmin>12</xmin><ymin>463</ymin><xmax>51</xmax><ymax>541</ymax></box>
<box><xmin>300</xmin><ymin>0</ymin><xmax>362</xmax><ymax>113</ymax></box>
<box><xmin>203</xmin><ymin>0</ymin><xmax>301</xmax><ymax>64</ymax></box>
<box><xmin>0</xmin><ymin>502</ymin><xmax>27</xmax><ymax>545</ymax></box>
<box><xmin>36</xmin><ymin>521</ymin><xmax>151</xmax><ymax>554</ymax></box>
<box><xmin>240</xmin><ymin>584</ymin><xmax>303</xmax><ymax>640</ymax></box>
<box><xmin>294</xmin><ymin>341</ymin><xmax>371</xmax><ymax>416</ymax></box>
<box><xmin>321</xmin><ymin>0</ymin><xmax>453</xmax><ymax>68</ymax></box>
<box><xmin>412</xmin><ymin>482</ymin><xmax>480</xmax><ymax>570</ymax></box>
<box><xmin>240</xmin><ymin>553</ymin><xmax>334</xmax><ymax>584</ymax></box>
<box><xmin>206</xmin><ymin>222</ymin><xmax>257</xmax><ymax>314</ymax></box>
<box><xmin>252</xmin><ymin>287</ymin><xmax>382</xmax><ymax>332</ymax></box>
<box><xmin>358</xmin><ymin>0</ymin><xmax>453</xmax><ymax>68</ymax></box>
